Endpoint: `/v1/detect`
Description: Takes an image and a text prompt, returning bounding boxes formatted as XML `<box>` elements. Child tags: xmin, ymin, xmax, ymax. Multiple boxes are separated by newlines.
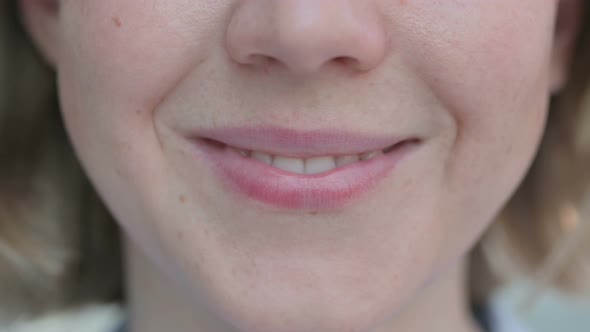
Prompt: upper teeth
<box><xmin>229</xmin><ymin>146</ymin><xmax>386</xmax><ymax>175</ymax></box>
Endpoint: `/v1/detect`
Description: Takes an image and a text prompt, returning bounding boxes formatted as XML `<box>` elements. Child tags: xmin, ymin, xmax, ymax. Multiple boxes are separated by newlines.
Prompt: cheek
<box><xmin>54</xmin><ymin>2</ymin><xmax>209</xmax><ymax>256</ymax></box>
<box><xmin>59</xmin><ymin>1</ymin><xmax>202</xmax><ymax>114</ymax></box>
<box><xmin>55</xmin><ymin>1</ymin><xmax>217</xmax><ymax>193</ymax></box>
<box><xmin>394</xmin><ymin>1</ymin><xmax>555</xmax><ymax>258</ymax></box>
<box><xmin>393</xmin><ymin>4</ymin><xmax>547</xmax><ymax>240</ymax></box>
<box><xmin>439</xmin><ymin>8</ymin><xmax>553</xmax><ymax>196</ymax></box>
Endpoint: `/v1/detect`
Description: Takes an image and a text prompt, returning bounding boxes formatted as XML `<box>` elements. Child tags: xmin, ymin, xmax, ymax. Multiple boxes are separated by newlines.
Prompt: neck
<box><xmin>125</xmin><ymin>237</ymin><xmax>483</xmax><ymax>332</ymax></box>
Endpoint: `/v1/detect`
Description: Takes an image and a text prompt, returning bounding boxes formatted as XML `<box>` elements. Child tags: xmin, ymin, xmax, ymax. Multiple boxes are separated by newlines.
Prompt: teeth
<box><xmin>230</xmin><ymin>147</ymin><xmax>250</xmax><ymax>157</ymax></box>
<box><xmin>305</xmin><ymin>156</ymin><xmax>336</xmax><ymax>174</ymax></box>
<box><xmin>335</xmin><ymin>154</ymin><xmax>359</xmax><ymax>167</ymax></box>
<box><xmin>228</xmin><ymin>145</ymin><xmax>389</xmax><ymax>174</ymax></box>
<box><xmin>359</xmin><ymin>150</ymin><xmax>383</xmax><ymax>161</ymax></box>
<box><xmin>250</xmin><ymin>151</ymin><xmax>273</xmax><ymax>165</ymax></box>
<box><xmin>272</xmin><ymin>156</ymin><xmax>305</xmax><ymax>173</ymax></box>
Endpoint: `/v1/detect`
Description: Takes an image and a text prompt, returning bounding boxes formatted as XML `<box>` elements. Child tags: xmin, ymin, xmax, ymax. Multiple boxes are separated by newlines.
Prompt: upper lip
<box><xmin>190</xmin><ymin>126</ymin><xmax>417</xmax><ymax>158</ymax></box>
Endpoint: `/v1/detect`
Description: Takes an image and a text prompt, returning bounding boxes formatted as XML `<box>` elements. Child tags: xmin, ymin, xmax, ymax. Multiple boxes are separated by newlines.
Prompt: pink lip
<box><xmin>192</xmin><ymin>126</ymin><xmax>409</xmax><ymax>157</ymax></box>
<box><xmin>188</xmin><ymin>127</ymin><xmax>421</xmax><ymax>211</ymax></box>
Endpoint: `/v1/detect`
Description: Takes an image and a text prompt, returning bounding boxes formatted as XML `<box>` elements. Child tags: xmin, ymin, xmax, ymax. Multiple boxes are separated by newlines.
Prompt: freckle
<box><xmin>112</xmin><ymin>16</ymin><xmax>122</xmax><ymax>28</ymax></box>
<box><xmin>399</xmin><ymin>0</ymin><xmax>407</xmax><ymax>5</ymax></box>
<box><xmin>177</xmin><ymin>232</ymin><xmax>184</xmax><ymax>240</ymax></box>
<box><xmin>115</xmin><ymin>167</ymin><xmax>124</xmax><ymax>177</ymax></box>
<box><xmin>179</xmin><ymin>195</ymin><xmax>186</xmax><ymax>203</ymax></box>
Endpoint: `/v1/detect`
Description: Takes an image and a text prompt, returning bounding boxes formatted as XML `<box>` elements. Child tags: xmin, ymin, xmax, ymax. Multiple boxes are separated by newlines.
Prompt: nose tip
<box><xmin>225</xmin><ymin>0</ymin><xmax>388</xmax><ymax>75</ymax></box>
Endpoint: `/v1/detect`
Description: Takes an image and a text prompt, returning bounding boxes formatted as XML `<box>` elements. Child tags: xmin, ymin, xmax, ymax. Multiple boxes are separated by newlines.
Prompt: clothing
<box><xmin>2</xmin><ymin>304</ymin><xmax>124</xmax><ymax>332</ymax></box>
<box><xmin>486</xmin><ymin>298</ymin><xmax>533</xmax><ymax>332</ymax></box>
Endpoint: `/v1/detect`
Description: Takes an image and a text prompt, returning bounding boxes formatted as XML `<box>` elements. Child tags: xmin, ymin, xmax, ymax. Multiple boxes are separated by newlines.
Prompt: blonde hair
<box><xmin>470</xmin><ymin>3</ymin><xmax>590</xmax><ymax>303</ymax></box>
<box><xmin>0</xmin><ymin>1</ymin><xmax>121</xmax><ymax>322</ymax></box>
<box><xmin>0</xmin><ymin>0</ymin><xmax>589</xmax><ymax>321</ymax></box>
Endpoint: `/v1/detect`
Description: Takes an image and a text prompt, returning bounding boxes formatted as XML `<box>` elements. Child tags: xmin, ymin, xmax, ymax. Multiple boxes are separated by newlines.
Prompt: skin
<box><xmin>20</xmin><ymin>0</ymin><xmax>583</xmax><ymax>331</ymax></box>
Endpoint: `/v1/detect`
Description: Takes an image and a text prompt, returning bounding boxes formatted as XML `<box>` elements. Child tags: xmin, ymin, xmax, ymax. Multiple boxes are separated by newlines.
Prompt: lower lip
<box><xmin>191</xmin><ymin>139</ymin><xmax>420</xmax><ymax>211</ymax></box>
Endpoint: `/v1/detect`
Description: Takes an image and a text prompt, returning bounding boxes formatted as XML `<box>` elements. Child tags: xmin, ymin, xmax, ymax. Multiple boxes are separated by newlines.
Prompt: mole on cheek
<box><xmin>112</xmin><ymin>16</ymin><xmax>122</xmax><ymax>28</ymax></box>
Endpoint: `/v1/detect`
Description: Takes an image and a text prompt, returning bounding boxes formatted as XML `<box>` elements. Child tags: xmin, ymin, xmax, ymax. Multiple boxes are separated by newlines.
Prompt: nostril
<box><xmin>247</xmin><ymin>54</ymin><xmax>278</xmax><ymax>66</ymax></box>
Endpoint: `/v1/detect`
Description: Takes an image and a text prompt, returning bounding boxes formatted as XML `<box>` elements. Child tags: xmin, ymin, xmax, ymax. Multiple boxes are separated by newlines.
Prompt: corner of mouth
<box><xmin>382</xmin><ymin>137</ymin><xmax>422</xmax><ymax>153</ymax></box>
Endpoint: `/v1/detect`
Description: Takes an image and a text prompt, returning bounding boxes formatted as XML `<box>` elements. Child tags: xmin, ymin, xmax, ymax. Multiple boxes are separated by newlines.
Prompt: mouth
<box><xmin>188</xmin><ymin>127</ymin><xmax>422</xmax><ymax>211</ymax></box>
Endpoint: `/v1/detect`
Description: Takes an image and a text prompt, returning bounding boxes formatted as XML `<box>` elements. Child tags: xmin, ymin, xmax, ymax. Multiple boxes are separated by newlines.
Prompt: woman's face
<box><xmin>21</xmin><ymin>0</ymin><xmax>581</xmax><ymax>331</ymax></box>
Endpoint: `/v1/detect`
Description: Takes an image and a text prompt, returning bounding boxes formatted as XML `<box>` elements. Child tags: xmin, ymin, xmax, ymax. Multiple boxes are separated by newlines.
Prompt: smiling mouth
<box><xmin>185</xmin><ymin>126</ymin><xmax>421</xmax><ymax>210</ymax></box>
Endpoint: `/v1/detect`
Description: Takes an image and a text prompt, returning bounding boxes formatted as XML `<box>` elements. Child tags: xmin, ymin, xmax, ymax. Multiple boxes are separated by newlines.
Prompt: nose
<box><xmin>225</xmin><ymin>0</ymin><xmax>388</xmax><ymax>75</ymax></box>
